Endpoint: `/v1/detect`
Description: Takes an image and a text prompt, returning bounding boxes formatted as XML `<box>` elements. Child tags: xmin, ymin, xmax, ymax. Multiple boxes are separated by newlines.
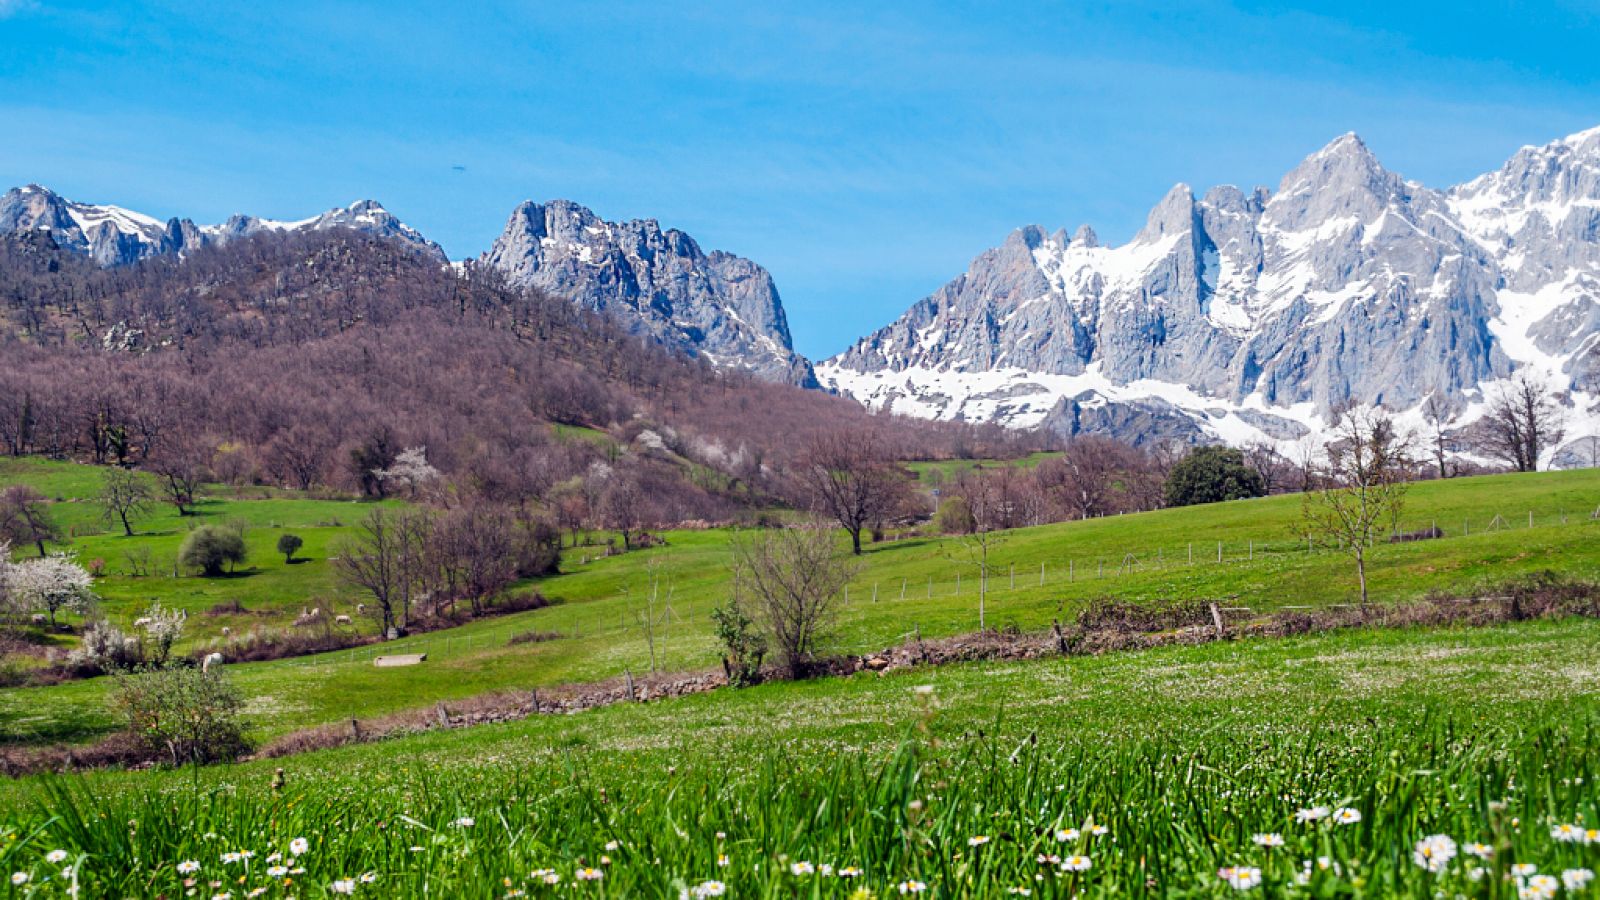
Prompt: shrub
<box><xmin>111</xmin><ymin>664</ymin><xmax>250</xmax><ymax>767</ymax></box>
<box><xmin>179</xmin><ymin>525</ymin><xmax>248</xmax><ymax>577</ymax></box>
<box><xmin>67</xmin><ymin>621</ymin><xmax>145</xmax><ymax>673</ymax></box>
<box><xmin>1163</xmin><ymin>446</ymin><xmax>1266</xmax><ymax>507</ymax></box>
<box><xmin>710</xmin><ymin>598</ymin><xmax>767</xmax><ymax>686</ymax></box>
<box><xmin>277</xmin><ymin>533</ymin><xmax>303</xmax><ymax>563</ymax></box>
<box><xmin>931</xmin><ymin>495</ymin><xmax>975</xmax><ymax>534</ymax></box>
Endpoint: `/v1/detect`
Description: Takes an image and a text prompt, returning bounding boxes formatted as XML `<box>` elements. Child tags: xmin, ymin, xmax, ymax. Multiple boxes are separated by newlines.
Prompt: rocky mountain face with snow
<box><xmin>819</xmin><ymin>127</ymin><xmax>1600</xmax><ymax>460</ymax></box>
<box><xmin>482</xmin><ymin>199</ymin><xmax>817</xmax><ymax>387</ymax></box>
<box><xmin>0</xmin><ymin>184</ymin><xmax>445</xmax><ymax>266</ymax></box>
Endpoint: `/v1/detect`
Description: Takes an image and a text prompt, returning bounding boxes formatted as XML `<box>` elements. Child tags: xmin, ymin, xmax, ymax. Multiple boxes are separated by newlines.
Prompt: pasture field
<box><xmin>5</xmin><ymin>461</ymin><xmax>1600</xmax><ymax>747</ymax></box>
<box><xmin>1</xmin><ymin>617</ymin><xmax>1598</xmax><ymax>897</ymax></box>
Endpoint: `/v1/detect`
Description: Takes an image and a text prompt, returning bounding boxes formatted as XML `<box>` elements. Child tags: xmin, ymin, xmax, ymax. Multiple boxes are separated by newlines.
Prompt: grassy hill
<box><xmin>5</xmin><ymin>460</ymin><xmax>1600</xmax><ymax>748</ymax></box>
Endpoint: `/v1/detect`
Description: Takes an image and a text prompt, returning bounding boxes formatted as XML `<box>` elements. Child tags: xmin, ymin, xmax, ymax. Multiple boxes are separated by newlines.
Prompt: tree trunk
<box><xmin>849</xmin><ymin>527</ymin><xmax>862</xmax><ymax>555</ymax></box>
<box><xmin>1355</xmin><ymin>548</ymin><xmax>1368</xmax><ymax>605</ymax></box>
<box><xmin>35</xmin><ymin>539</ymin><xmax>46</xmax><ymax>558</ymax></box>
<box><xmin>120</xmin><ymin>511</ymin><xmax>133</xmax><ymax>536</ymax></box>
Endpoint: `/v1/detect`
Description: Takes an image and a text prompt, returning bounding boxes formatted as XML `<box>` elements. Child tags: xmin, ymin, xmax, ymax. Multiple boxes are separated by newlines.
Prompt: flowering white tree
<box><xmin>6</xmin><ymin>554</ymin><xmax>96</xmax><ymax>628</ymax></box>
<box><xmin>374</xmin><ymin>446</ymin><xmax>439</xmax><ymax>499</ymax></box>
<box><xmin>139</xmin><ymin>600</ymin><xmax>186</xmax><ymax>665</ymax></box>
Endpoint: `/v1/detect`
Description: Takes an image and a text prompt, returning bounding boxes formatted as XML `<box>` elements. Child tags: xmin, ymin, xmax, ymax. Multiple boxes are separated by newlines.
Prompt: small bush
<box><xmin>179</xmin><ymin>525</ymin><xmax>248</xmax><ymax>577</ymax></box>
<box><xmin>710</xmin><ymin>598</ymin><xmax>767</xmax><ymax>686</ymax></box>
<box><xmin>111</xmin><ymin>664</ymin><xmax>250</xmax><ymax>767</ymax></box>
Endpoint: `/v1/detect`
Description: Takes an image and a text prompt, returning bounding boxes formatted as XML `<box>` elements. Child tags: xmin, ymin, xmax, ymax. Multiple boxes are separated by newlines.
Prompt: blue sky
<box><xmin>2</xmin><ymin>1</ymin><xmax>1598</xmax><ymax>359</ymax></box>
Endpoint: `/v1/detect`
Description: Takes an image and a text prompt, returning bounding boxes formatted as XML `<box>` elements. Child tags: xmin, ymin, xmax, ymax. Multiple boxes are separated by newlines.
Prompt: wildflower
<box><xmin>178</xmin><ymin>861</ymin><xmax>201</xmax><ymax>874</ymax></box>
<box><xmin>1088</xmin><ymin>825</ymin><xmax>1108</xmax><ymax>837</ymax></box>
<box><xmin>46</xmin><ymin>850</ymin><xmax>67</xmax><ymax>864</ymax></box>
<box><xmin>1294</xmin><ymin>806</ymin><xmax>1330</xmax><ymax>823</ymax></box>
<box><xmin>1464</xmin><ymin>842</ymin><xmax>1493</xmax><ymax>859</ymax></box>
<box><xmin>898</xmin><ymin>880</ymin><xmax>927</xmax><ymax>894</ymax></box>
<box><xmin>1036</xmin><ymin>854</ymin><xmax>1060</xmax><ymax>865</ymax></box>
<box><xmin>1218</xmin><ymin>867</ymin><xmax>1263</xmax><ymax>890</ymax></box>
<box><xmin>605</xmin><ymin>840</ymin><xmax>620</xmax><ymax>851</ymax></box>
<box><xmin>600</xmin><ymin>856</ymin><xmax>612</xmax><ymax>865</ymax></box>
<box><xmin>1252</xmin><ymin>833</ymin><xmax>1284</xmax><ymax>847</ymax></box>
<box><xmin>716</xmin><ymin>854</ymin><xmax>729</xmax><ymax>868</ymax></box>
<box><xmin>290</xmin><ymin>837</ymin><xmax>310</xmax><ymax>856</ymax></box>
<box><xmin>1332</xmin><ymin>808</ymin><xmax>1362</xmax><ymax>825</ymax></box>
<box><xmin>821</xmin><ymin>864</ymin><xmax>835</xmax><ymax>876</ymax></box>
<box><xmin>410</xmin><ymin>846</ymin><xmax>424</xmax><ymax>853</ymax></box>
<box><xmin>330</xmin><ymin>879</ymin><xmax>356</xmax><ymax>895</ymax></box>
<box><xmin>11</xmin><ymin>872</ymin><xmax>28</xmax><ymax>886</ymax></box>
<box><xmin>247</xmin><ymin>890</ymin><xmax>268</xmax><ymax>899</ymax></box>
<box><xmin>1524</xmin><ymin>874</ymin><xmax>1560</xmax><ymax>898</ymax></box>
<box><xmin>1564</xmin><ymin>869</ymin><xmax>1595</xmax><ymax>891</ymax></box>
<box><xmin>1008</xmin><ymin>890</ymin><xmax>1032</xmax><ymax>896</ymax></box>
<box><xmin>839</xmin><ymin>866</ymin><xmax>862</xmax><ymax>878</ymax></box>
<box><xmin>360</xmin><ymin>872</ymin><xmax>377</xmax><ymax>884</ymax></box>
<box><xmin>1412</xmin><ymin>834</ymin><xmax>1457</xmax><ymax>873</ymax></box>
<box><xmin>692</xmin><ymin>881</ymin><xmax>727</xmax><ymax>897</ymax></box>
<box><xmin>266</xmin><ymin>865</ymin><xmax>288</xmax><ymax>878</ymax></box>
<box><xmin>212</xmin><ymin>893</ymin><xmax>232</xmax><ymax>900</ymax></box>
<box><xmin>791</xmin><ymin>861</ymin><xmax>816</xmax><ymax>876</ymax></box>
<box><xmin>453</xmin><ymin>817</ymin><xmax>475</xmax><ymax>828</ymax></box>
<box><xmin>1552</xmin><ymin>824</ymin><xmax>1585</xmax><ymax>843</ymax></box>
<box><xmin>221</xmin><ymin>852</ymin><xmax>243</xmax><ymax>864</ymax></box>
<box><xmin>1587</xmin><ymin>829</ymin><xmax>1600</xmax><ymax>845</ymax></box>
<box><xmin>1054</xmin><ymin>828</ymin><xmax>1079</xmax><ymax>842</ymax></box>
<box><xmin>1511</xmin><ymin>863</ymin><xmax>1539</xmax><ymax>877</ymax></box>
<box><xmin>968</xmin><ymin>835</ymin><xmax>991</xmax><ymax>847</ymax></box>
<box><xmin>1061</xmin><ymin>855</ymin><xmax>1091</xmax><ymax>872</ymax></box>
<box><xmin>265</xmin><ymin>853</ymin><xmax>281</xmax><ymax>863</ymax></box>
<box><xmin>715</xmin><ymin>832</ymin><xmax>726</xmax><ymax>840</ymax></box>
<box><xmin>576</xmin><ymin>867</ymin><xmax>604</xmax><ymax>882</ymax></box>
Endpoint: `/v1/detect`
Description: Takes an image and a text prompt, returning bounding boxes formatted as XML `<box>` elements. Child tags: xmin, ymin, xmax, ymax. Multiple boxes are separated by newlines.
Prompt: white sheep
<box><xmin>133</xmin><ymin>617</ymin><xmax>151</xmax><ymax>627</ymax></box>
<box><xmin>334</xmin><ymin>614</ymin><xmax>351</xmax><ymax>625</ymax></box>
<box><xmin>221</xmin><ymin>626</ymin><xmax>232</xmax><ymax>636</ymax></box>
<box><xmin>201</xmin><ymin>652</ymin><xmax>224</xmax><ymax>673</ymax></box>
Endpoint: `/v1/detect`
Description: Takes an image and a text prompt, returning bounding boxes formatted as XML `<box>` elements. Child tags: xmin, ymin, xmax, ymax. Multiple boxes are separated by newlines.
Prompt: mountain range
<box><xmin>0</xmin><ymin>185</ymin><xmax>815</xmax><ymax>387</ymax></box>
<box><xmin>7</xmin><ymin>124</ymin><xmax>1600</xmax><ymax>461</ymax></box>
<box><xmin>818</xmin><ymin>126</ymin><xmax>1600</xmax><ymax>463</ymax></box>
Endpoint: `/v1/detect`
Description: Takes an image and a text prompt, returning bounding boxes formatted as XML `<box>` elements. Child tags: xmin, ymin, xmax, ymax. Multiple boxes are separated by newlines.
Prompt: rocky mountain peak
<box><xmin>483</xmin><ymin>199</ymin><xmax>815</xmax><ymax>387</ymax></box>
<box><xmin>1135</xmin><ymin>183</ymin><xmax>1196</xmax><ymax>242</ymax></box>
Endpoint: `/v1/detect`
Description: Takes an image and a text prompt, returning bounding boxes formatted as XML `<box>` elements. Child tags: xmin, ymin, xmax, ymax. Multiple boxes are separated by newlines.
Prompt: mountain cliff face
<box><xmin>819</xmin><ymin>128</ymin><xmax>1600</xmax><ymax>460</ymax></box>
<box><xmin>482</xmin><ymin>199</ymin><xmax>817</xmax><ymax>387</ymax></box>
<box><xmin>0</xmin><ymin>185</ymin><xmax>445</xmax><ymax>265</ymax></box>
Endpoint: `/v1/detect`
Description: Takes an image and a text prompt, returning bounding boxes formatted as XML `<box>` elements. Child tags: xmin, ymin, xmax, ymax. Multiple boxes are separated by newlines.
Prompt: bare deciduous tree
<box><xmin>731</xmin><ymin>524</ymin><xmax>856</xmax><ymax>679</ymax></box>
<box><xmin>1300</xmin><ymin>408</ymin><xmax>1413</xmax><ymax>604</ymax></box>
<box><xmin>97</xmin><ymin>468</ymin><xmax>154</xmax><ymax>537</ymax></box>
<box><xmin>334</xmin><ymin>507</ymin><xmax>432</xmax><ymax>638</ymax></box>
<box><xmin>0</xmin><ymin>484</ymin><xmax>60</xmax><ymax>557</ymax></box>
<box><xmin>1475</xmin><ymin>372</ymin><xmax>1565</xmax><ymax>472</ymax></box>
<box><xmin>1421</xmin><ymin>393</ymin><xmax>1455</xmax><ymax>479</ymax></box>
<box><xmin>795</xmin><ymin>433</ymin><xmax>909</xmax><ymax>555</ymax></box>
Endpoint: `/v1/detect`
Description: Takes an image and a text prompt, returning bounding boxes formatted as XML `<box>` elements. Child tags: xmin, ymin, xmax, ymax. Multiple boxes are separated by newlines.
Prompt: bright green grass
<box><xmin>0</xmin><ymin>459</ymin><xmax>401</xmax><ymax>639</ymax></box>
<box><xmin>1</xmin><ymin>618</ymin><xmax>1598</xmax><ymax>897</ymax></box>
<box><xmin>5</xmin><ymin>462</ymin><xmax>1600</xmax><ymax>748</ymax></box>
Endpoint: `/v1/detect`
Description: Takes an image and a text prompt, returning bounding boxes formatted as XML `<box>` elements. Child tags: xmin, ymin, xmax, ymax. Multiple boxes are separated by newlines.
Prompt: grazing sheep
<box><xmin>133</xmin><ymin>617</ymin><xmax>151</xmax><ymax>627</ymax></box>
<box><xmin>334</xmin><ymin>614</ymin><xmax>351</xmax><ymax>625</ymax></box>
<box><xmin>221</xmin><ymin>626</ymin><xmax>232</xmax><ymax>636</ymax></box>
<box><xmin>201</xmin><ymin>652</ymin><xmax>224</xmax><ymax>673</ymax></box>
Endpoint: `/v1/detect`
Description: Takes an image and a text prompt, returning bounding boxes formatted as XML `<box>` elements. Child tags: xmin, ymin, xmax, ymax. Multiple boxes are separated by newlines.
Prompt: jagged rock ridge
<box><xmin>482</xmin><ymin>199</ymin><xmax>816</xmax><ymax>387</ymax></box>
<box><xmin>0</xmin><ymin>184</ymin><xmax>445</xmax><ymax>265</ymax></box>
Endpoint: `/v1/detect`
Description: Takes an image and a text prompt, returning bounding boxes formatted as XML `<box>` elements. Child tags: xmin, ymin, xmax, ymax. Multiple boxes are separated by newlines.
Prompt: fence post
<box><xmin>1069</xmin><ymin>560</ymin><xmax>1074</xmax><ymax>582</ymax></box>
<box><xmin>1248</xmin><ymin>540</ymin><xmax>1253</xmax><ymax>561</ymax></box>
<box><xmin>1208</xmin><ymin>603</ymin><xmax>1225</xmax><ymax>637</ymax></box>
<box><xmin>928</xmin><ymin>577</ymin><xmax>932</xmax><ymax>599</ymax></box>
<box><xmin>956</xmin><ymin>573</ymin><xmax>961</xmax><ymax>594</ymax></box>
<box><xmin>1039</xmin><ymin>561</ymin><xmax>1045</xmax><ymax>586</ymax></box>
<box><xmin>1188</xmin><ymin>543</ymin><xmax>1193</xmax><ymax>564</ymax></box>
<box><xmin>1217</xmin><ymin>541</ymin><xmax>1223</xmax><ymax>563</ymax></box>
<box><xmin>1529</xmin><ymin>510</ymin><xmax>1534</xmax><ymax>528</ymax></box>
<box><xmin>872</xmin><ymin>583</ymin><xmax>878</xmax><ymax>603</ymax></box>
<box><xmin>1009</xmin><ymin>564</ymin><xmax>1015</xmax><ymax>590</ymax></box>
<box><xmin>1098</xmin><ymin>560</ymin><xmax>1103</xmax><ymax>578</ymax></box>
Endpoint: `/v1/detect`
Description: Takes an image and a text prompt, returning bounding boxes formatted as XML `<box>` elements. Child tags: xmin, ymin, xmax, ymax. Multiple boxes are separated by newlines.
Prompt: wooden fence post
<box><xmin>625</xmin><ymin>669</ymin><xmax>636</xmax><ymax>702</ymax></box>
<box><xmin>1208</xmin><ymin>603</ymin><xmax>1225</xmax><ymax>637</ymax></box>
<box><xmin>435</xmin><ymin>702</ymin><xmax>449</xmax><ymax>727</ymax></box>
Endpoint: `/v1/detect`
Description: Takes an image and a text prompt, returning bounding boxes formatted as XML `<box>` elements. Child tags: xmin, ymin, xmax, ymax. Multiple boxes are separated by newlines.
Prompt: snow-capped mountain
<box><xmin>0</xmin><ymin>184</ymin><xmax>445</xmax><ymax>265</ymax></box>
<box><xmin>482</xmin><ymin>199</ymin><xmax>817</xmax><ymax>387</ymax></box>
<box><xmin>819</xmin><ymin>127</ymin><xmax>1600</xmax><ymax>461</ymax></box>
